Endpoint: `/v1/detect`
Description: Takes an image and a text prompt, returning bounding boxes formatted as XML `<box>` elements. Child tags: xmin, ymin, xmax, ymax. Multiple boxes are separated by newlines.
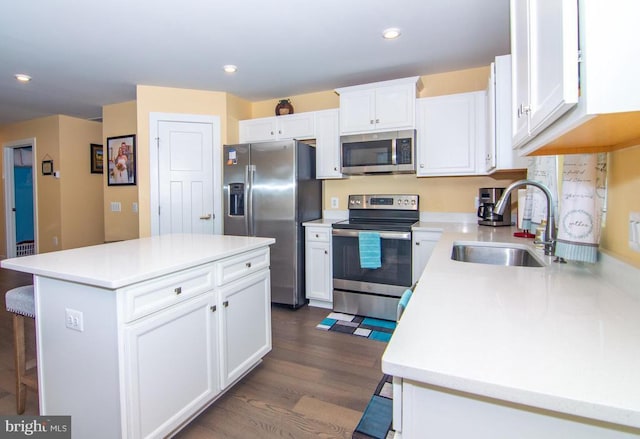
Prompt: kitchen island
<box><xmin>1</xmin><ymin>233</ymin><xmax>275</xmax><ymax>439</ymax></box>
<box><xmin>384</xmin><ymin>224</ymin><xmax>640</xmax><ymax>438</ymax></box>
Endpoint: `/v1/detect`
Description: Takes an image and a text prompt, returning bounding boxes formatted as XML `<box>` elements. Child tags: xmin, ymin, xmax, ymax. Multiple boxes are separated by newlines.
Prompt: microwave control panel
<box><xmin>396</xmin><ymin>138</ymin><xmax>413</xmax><ymax>164</ymax></box>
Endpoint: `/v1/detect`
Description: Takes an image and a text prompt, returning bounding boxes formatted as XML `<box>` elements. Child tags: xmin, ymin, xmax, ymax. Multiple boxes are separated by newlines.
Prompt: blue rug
<box><xmin>353</xmin><ymin>375</ymin><xmax>394</xmax><ymax>439</ymax></box>
<box><xmin>316</xmin><ymin>312</ymin><xmax>396</xmax><ymax>342</ymax></box>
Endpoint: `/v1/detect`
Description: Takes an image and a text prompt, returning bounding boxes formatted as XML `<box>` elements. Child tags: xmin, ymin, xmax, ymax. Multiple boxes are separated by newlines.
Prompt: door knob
<box><xmin>200</xmin><ymin>214</ymin><xmax>212</xmax><ymax>220</ymax></box>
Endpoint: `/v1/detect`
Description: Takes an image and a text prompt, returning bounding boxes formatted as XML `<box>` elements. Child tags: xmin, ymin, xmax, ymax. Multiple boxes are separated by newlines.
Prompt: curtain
<box><xmin>555</xmin><ymin>153</ymin><xmax>607</xmax><ymax>263</ymax></box>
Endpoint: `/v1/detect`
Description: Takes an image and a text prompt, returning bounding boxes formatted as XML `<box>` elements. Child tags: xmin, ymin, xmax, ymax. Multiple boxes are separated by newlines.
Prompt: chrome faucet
<box><xmin>494</xmin><ymin>179</ymin><xmax>556</xmax><ymax>256</ymax></box>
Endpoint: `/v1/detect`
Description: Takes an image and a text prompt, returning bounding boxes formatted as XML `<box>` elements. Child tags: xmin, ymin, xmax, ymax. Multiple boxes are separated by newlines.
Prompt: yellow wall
<box><xmin>59</xmin><ymin>116</ymin><xmax>104</xmax><ymax>248</ymax></box>
<box><xmin>252</xmin><ymin>91</ymin><xmax>339</xmax><ymax>119</ymax></box>
<box><xmin>103</xmin><ymin>101</ymin><xmax>138</xmax><ymax>242</ymax></box>
<box><xmin>226</xmin><ymin>93</ymin><xmax>253</xmax><ymax>145</ymax></box>
<box><xmin>0</xmin><ymin>115</ymin><xmax>104</xmax><ymax>255</ymax></box>
<box><xmin>600</xmin><ymin>144</ymin><xmax>640</xmax><ymax>267</ymax></box>
<box><xmin>0</xmin><ymin>116</ymin><xmax>61</xmax><ymax>254</ymax></box>
<box><xmin>419</xmin><ymin>66</ymin><xmax>491</xmax><ymax>97</ymax></box>
<box><xmin>135</xmin><ymin>85</ymin><xmax>234</xmax><ymax>237</ymax></box>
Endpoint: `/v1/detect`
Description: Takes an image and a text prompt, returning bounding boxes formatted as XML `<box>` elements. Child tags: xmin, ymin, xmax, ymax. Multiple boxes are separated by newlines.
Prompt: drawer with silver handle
<box><xmin>120</xmin><ymin>264</ymin><xmax>214</xmax><ymax>322</ymax></box>
<box><xmin>215</xmin><ymin>247</ymin><xmax>270</xmax><ymax>286</ymax></box>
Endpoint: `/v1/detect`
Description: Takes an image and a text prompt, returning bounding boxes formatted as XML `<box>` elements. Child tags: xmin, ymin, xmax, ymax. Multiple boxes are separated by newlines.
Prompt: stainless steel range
<box><xmin>332</xmin><ymin>194</ymin><xmax>419</xmax><ymax>321</ymax></box>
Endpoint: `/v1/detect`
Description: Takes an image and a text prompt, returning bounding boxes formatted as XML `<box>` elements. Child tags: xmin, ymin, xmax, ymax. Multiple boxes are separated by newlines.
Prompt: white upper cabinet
<box><xmin>487</xmin><ymin>55</ymin><xmax>528</xmax><ymax>173</ymax></box>
<box><xmin>238</xmin><ymin>109</ymin><xmax>342</xmax><ymax>180</ymax></box>
<box><xmin>416</xmin><ymin>91</ymin><xmax>487</xmax><ymax>176</ymax></box>
<box><xmin>513</xmin><ymin>0</ymin><xmax>640</xmax><ymax>155</ymax></box>
<box><xmin>511</xmin><ymin>0</ymin><xmax>579</xmax><ymax>148</ymax></box>
<box><xmin>314</xmin><ymin>109</ymin><xmax>343</xmax><ymax>179</ymax></box>
<box><xmin>239</xmin><ymin>112</ymin><xmax>315</xmax><ymax>143</ymax></box>
<box><xmin>336</xmin><ymin>77</ymin><xmax>421</xmax><ymax>135</ymax></box>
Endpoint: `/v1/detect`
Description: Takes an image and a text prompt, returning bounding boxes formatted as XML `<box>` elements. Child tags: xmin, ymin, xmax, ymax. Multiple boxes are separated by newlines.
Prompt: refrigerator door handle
<box><xmin>246</xmin><ymin>164</ymin><xmax>256</xmax><ymax>236</ymax></box>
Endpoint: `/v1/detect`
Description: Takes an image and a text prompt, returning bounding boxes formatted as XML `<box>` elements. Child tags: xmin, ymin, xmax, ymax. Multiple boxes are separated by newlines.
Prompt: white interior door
<box><xmin>3</xmin><ymin>138</ymin><xmax>37</xmax><ymax>258</ymax></box>
<box><xmin>154</xmin><ymin>116</ymin><xmax>221</xmax><ymax>235</ymax></box>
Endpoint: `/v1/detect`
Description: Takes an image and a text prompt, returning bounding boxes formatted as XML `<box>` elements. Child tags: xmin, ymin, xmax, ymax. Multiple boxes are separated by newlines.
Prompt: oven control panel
<box><xmin>348</xmin><ymin>194</ymin><xmax>419</xmax><ymax>210</ymax></box>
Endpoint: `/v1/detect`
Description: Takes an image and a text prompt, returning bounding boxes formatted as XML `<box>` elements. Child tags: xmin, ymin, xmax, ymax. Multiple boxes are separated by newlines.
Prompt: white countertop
<box><xmin>302</xmin><ymin>218</ymin><xmax>342</xmax><ymax>227</ymax></box>
<box><xmin>1</xmin><ymin>234</ymin><xmax>275</xmax><ymax>289</ymax></box>
<box><xmin>382</xmin><ymin>224</ymin><xmax>640</xmax><ymax>429</ymax></box>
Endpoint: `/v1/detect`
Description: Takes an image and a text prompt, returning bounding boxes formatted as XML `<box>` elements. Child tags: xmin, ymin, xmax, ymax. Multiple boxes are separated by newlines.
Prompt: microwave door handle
<box><xmin>391</xmin><ymin>137</ymin><xmax>397</xmax><ymax>165</ymax></box>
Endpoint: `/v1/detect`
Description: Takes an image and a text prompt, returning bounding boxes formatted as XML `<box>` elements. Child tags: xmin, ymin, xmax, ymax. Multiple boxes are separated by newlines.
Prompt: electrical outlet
<box><xmin>331</xmin><ymin>197</ymin><xmax>339</xmax><ymax>209</ymax></box>
<box><xmin>65</xmin><ymin>308</ymin><xmax>84</xmax><ymax>332</ymax></box>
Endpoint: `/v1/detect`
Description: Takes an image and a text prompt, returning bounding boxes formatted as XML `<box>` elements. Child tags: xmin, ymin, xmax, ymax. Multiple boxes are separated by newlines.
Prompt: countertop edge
<box><xmin>1</xmin><ymin>235</ymin><xmax>275</xmax><ymax>289</ymax></box>
<box><xmin>382</xmin><ymin>224</ymin><xmax>640</xmax><ymax>430</ymax></box>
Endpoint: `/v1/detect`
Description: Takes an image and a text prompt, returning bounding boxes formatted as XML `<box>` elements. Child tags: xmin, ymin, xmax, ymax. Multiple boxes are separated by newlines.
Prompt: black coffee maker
<box><xmin>477</xmin><ymin>187</ymin><xmax>511</xmax><ymax>226</ymax></box>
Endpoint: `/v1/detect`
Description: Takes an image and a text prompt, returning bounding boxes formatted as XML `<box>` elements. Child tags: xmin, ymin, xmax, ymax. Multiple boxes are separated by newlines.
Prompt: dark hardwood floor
<box><xmin>0</xmin><ymin>267</ymin><xmax>387</xmax><ymax>438</ymax></box>
<box><xmin>175</xmin><ymin>305</ymin><xmax>387</xmax><ymax>438</ymax></box>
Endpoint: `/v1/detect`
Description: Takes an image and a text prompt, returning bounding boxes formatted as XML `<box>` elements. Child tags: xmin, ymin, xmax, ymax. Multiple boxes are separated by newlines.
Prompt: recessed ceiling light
<box><xmin>14</xmin><ymin>73</ymin><xmax>32</xmax><ymax>83</ymax></box>
<box><xmin>382</xmin><ymin>28</ymin><xmax>401</xmax><ymax>40</ymax></box>
<box><xmin>223</xmin><ymin>65</ymin><xmax>238</xmax><ymax>73</ymax></box>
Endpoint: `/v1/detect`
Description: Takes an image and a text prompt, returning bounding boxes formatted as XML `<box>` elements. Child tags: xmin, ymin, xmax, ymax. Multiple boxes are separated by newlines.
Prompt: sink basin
<box><xmin>451</xmin><ymin>242</ymin><xmax>544</xmax><ymax>267</ymax></box>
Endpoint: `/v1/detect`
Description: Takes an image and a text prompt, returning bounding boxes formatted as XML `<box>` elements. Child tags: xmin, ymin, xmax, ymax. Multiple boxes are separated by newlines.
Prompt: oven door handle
<box><xmin>332</xmin><ymin>229</ymin><xmax>411</xmax><ymax>240</ymax></box>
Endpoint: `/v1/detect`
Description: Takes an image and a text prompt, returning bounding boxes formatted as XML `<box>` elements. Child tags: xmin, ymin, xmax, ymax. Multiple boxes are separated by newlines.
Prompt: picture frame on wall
<box><xmin>90</xmin><ymin>143</ymin><xmax>103</xmax><ymax>174</ymax></box>
<box><xmin>107</xmin><ymin>134</ymin><xmax>136</xmax><ymax>186</ymax></box>
<box><xmin>41</xmin><ymin>160</ymin><xmax>53</xmax><ymax>176</ymax></box>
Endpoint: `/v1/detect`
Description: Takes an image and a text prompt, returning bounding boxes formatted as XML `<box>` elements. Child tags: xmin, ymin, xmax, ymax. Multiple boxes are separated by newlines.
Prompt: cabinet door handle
<box><xmin>416</xmin><ymin>242</ymin><xmax>420</xmax><ymax>246</ymax></box>
<box><xmin>375</xmin><ymin>119</ymin><xmax>380</xmax><ymax>124</ymax></box>
<box><xmin>517</xmin><ymin>103</ymin><xmax>531</xmax><ymax>118</ymax></box>
<box><xmin>270</xmin><ymin>131</ymin><xmax>274</xmax><ymax>135</ymax></box>
<box><xmin>210</xmin><ymin>305</ymin><xmax>217</xmax><ymax>312</ymax></box>
<box><xmin>315</xmin><ymin>234</ymin><xmax>319</xmax><ymax>238</ymax></box>
<box><xmin>334</xmin><ymin>167</ymin><xmax>338</xmax><ymax>171</ymax></box>
<box><xmin>278</xmin><ymin>130</ymin><xmax>282</xmax><ymax>134</ymax></box>
<box><xmin>246</xmin><ymin>262</ymin><xmax>252</xmax><ymax>268</ymax></box>
<box><xmin>370</xmin><ymin>119</ymin><xmax>374</xmax><ymax>125</ymax></box>
<box><xmin>174</xmin><ymin>287</ymin><xmax>182</xmax><ymax>295</ymax></box>
<box><xmin>223</xmin><ymin>300</ymin><xmax>229</xmax><ymax>307</ymax></box>
<box><xmin>324</xmin><ymin>250</ymin><xmax>328</xmax><ymax>254</ymax></box>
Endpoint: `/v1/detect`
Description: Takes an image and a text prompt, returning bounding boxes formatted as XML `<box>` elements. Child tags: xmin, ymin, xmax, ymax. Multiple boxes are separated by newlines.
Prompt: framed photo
<box><xmin>107</xmin><ymin>134</ymin><xmax>136</xmax><ymax>186</ymax></box>
<box><xmin>90</xmin><ymin>143</ymin><xmax>103</xmax><ymax>174</ymax></box>
<box><xmin>41</xmin><ymin>160</ymin><xmax>53</xmax><ymax>175</ymax></box>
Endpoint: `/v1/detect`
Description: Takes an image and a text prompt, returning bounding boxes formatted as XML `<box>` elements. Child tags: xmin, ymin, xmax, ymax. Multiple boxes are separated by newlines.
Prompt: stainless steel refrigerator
<box><xmin>223</xmin><ymin>140</ymin><xmax>322</xmax><ymax>307</ymax></box>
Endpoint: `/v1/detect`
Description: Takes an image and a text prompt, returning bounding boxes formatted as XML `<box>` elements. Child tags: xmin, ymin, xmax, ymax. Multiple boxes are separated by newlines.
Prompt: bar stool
<box><xmin>5</xmin><ymin>285</ymin><xmax>37</xmax><ymax>414</ymax></box>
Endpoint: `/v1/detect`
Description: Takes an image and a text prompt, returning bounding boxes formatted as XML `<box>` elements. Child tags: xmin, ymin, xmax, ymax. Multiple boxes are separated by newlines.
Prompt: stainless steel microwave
<box><xmin>340</xmin><ymin>129</ymin><xmax>416</xmax><ymax>174</ymax></box>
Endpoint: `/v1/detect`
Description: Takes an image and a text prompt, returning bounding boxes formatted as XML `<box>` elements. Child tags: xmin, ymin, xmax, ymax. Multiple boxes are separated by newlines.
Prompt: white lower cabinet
<box><xmin>123</xmin><ymin>292</ymin><xmax>220</xmax><ymax>439</ymax></box>
<box><xmin>305</xmin><ymin>226</ymin><xmax>333</xmax><ymax>308</ymax></box>
<box><xmin>219</xmin><ymin>268</ymin><xmax>271</xmax><ymax>387</ymax></box>
<box><xmin>121</xmin><ymin>255</ymin><xmax>271</xmax><ymax>439</ymax></box>
<box><xmin>412</xmin><ymin>230</ymin><xmax>442</xmax><ymax>284</ymax></box>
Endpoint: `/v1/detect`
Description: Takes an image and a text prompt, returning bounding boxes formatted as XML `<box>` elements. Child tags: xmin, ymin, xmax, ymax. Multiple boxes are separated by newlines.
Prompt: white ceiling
<box><xmin>0</xmin><ymin>0</ymin><xmax>510</xmax><ymax>126</ymax></box>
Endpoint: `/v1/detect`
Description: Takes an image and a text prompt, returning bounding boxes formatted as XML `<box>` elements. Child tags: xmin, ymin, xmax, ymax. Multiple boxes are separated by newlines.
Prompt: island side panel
<box><xmin>35</xmin><ymin>276</ymin><xmax>122</xmax><ymax>439</ymax></box>
<box><xmin>402</xmin><ymin>380</ymin><xmax>640</xmax><ymax>439</ymax></box>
